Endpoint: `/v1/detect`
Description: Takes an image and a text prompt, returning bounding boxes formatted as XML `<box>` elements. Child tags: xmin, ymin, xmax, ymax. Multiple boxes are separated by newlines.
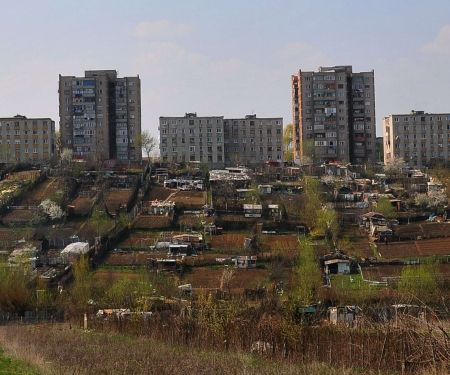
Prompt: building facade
<box><xmin>291</xmin><ymin>65</ymin><xmax>376</xmax><ymax>165</ymax></box>
<box><xmin>159</xmin><ymin>113</ymin><xmax>225</xmax><ymax>168</ymax></box>
<box><xmin>159</xmin><ymin>113</ymin><xmax>283</xmax><ymax>168</ymax></box>
<box><xmin>223</xmin><ymin>115</ymin><xmax>283</xmax><ymax>166</ymax></box>
<box><xmin>383</xmin><ymin>111</ymin><xmax>450</xmax><ymax>167</ymax></box>
<box><xmin>0</xmin><ymin>115</ymin><xmax>55</xmax><ymax>164</ymax></box>
<box><xmin>59</xmin><ymin>70</ymin><xmax>141</xmax><ymax>162</ymax></box>
<box><xmin>375</xmin><ymin>136</ymin><xmax>384</xmax><ymax>163</ymax></box>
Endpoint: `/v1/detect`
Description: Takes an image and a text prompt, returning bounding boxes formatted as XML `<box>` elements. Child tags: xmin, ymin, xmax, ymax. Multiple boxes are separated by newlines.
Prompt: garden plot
<box><xmin>170</xmin><ymin>190</ymin><xmax>206</xmax><ymax>209</ymax></box>
<box><xmin>393</xmin><ymin>222</ymin><xmax>450</xmax><ymax>241</ymax></box>
<box><xmin>181</xmin><ymin>267</ymin><xmax>271</xmax><ymax>291</ymax></box>
<box><xmin>103</xmin><ymin>251</ymin><xmax>155</xmax><ymax>266</ymax></box>
<box><xmin>362</xmin><ymin>263</ymin><xmax>450</xmax><ymax>283</ymax></box>
<box><xmin>105</xmin><ymin>189</ymin><xmax>134</xmax><ymax>214</ymax></box>
<box><xmin>93</xmin><ymin>269</ymin><xmax>144</xmax><ymax>284</ymax></box>
<box><xmin>0</xmin><ymin>170</ymin><xmax>41</xmax><ymax>204</ymax></box>
<box><xmin>261</xmin><ymin>235</ymin><xmax>299</xmax><ymax>253</ymax></box>
<box><xmin>133</xmin><ymin>215</ymin><xmax>172</xmax><ymax>229</ymax></box>
<box><xmin>338</xmin><ymin>227</ymin><xmax>374</xmax><ymax>258</ymax></box>
<box><xmin>115</xmin><ymin>230</ymin><xmax>173</xmax><ymax>249</ymax></box>
<box><xmin>377</xmin><ymin>237</ymin><xmax>450</xmax><ymax>258</ymax></box>
<box><xmin>70</xmin><ymin>197</ymin><xmax>95</xmax><ymax>216</ymax></box>
<box><xmin>1</xmin><ymin>208</ymin><xmax>35</xmax><ymax>225</ymax></box>
<box><xmin>145</xmin><ymin>186</ymin><xmax>174</xmax><ymax>201</ymax></box>
<box><xmin>208</xmin><ymin>233</ymin><xmax>248</xmax><ymax>253</ymax></box>
<box><xmin>20</xmin><ymin>177</ymin><xmax>64</xmax><ymax>205</ymax></box>
<box><xmin>0</xmin><ymin>228</ymin><xmax>28</xmax><ymax>250</ymax></box>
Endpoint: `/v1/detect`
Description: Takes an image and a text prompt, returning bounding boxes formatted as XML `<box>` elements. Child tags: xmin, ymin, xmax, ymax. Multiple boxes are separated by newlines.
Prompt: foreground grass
<box><xmin>0</xmin><ymin>348</ymin><xmax>39</xmax><ymax>375</ymax></box>
<box><xmin>0</xmin><ymin>324</ymin><xmax>400</xmax><ymax>375</ymax></box>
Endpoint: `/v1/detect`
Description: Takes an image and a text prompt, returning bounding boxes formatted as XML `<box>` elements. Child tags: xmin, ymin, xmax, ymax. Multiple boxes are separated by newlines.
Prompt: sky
<box><xmin>1</xmin><ymin>0</ymin><xmax>450</xmax><ymax>143</ymax></box>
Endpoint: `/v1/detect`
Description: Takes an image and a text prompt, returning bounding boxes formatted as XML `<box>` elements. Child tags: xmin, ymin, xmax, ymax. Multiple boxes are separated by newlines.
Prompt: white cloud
<box><xmin>420</xmin><ymin>24</ymin><xmax>450</xmax><ymax>55</ymax></box>
<box><xmin>132</xmin><ymin>20</ymin><xmax>192</xmax><ymax>40</ymax></box>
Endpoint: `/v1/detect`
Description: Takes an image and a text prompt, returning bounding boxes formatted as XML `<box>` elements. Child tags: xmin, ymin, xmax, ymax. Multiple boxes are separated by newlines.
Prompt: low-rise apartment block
<box><xmin>159</xmin><ymin>113</ymin><xmax>225</xmax><ymax>168</ymax></box>
<box><xmin>384</xmin><ymin>110</ymin><xmax>450</xmax><ymax>167</ymax></box>
<box><xmin>0</xmin><ymin>115</ymin><xmax>55</xmax><ymax>164</ymax></box>
<box><xmin>224</xmin><ymin>115</ymin><xmax>283</xmax><ymax>166</ymax></box>
<box><xmin>159</xmin><ymin>113</ymin><xmax>283</xmax><ymax>168</ymax></box>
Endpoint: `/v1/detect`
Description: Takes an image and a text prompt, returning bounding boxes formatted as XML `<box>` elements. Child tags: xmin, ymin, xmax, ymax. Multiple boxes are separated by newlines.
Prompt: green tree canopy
<box><xmin>283</xmin><ymin>123</ymin><xmax>293</xmax><ymax>162</ymax></box>
<box><xmin>376</xmin><ymin>197</ymin><xmax>397</xmax><ymax>219</ymax></box>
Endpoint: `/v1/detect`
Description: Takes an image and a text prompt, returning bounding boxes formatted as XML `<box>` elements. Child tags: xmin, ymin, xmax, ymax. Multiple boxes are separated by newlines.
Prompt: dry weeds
<box><xmin>0</xmin><ymin>324</ymin><xmax>388</xmax><ymax>375</ymax></box>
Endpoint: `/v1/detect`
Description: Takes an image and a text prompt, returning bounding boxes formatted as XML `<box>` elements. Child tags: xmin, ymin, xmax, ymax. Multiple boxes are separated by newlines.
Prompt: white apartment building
<box><xmin>159</xmin><ymin>113</ymin><xmax>283</xmax><ymax>168</ymax></box>
<box><xmin>384</xmin><ymin>110</ymin><xmax>450</xmax><ymax>167</ymax></box>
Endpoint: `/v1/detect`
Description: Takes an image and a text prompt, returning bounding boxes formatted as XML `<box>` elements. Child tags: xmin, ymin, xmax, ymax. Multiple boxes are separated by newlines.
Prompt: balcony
<box><xmin>353</xmin><ymin>148</ymin><xmax>366</xmax><ymax>157</ymax></box>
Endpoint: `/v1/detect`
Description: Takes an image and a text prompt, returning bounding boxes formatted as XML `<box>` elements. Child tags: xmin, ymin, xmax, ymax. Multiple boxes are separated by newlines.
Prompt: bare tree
<box><xmin>54</xmin><ymin>131</ymin><xmax>63</xmax><ymax>160</ymax></box>
<box><xmin>137</xmin><ymin>131</ymin><xmax>157</xmax><ymax>164</ymax></box>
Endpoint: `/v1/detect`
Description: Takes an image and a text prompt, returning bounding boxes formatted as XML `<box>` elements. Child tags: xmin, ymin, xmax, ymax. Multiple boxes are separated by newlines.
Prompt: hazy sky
<box><xmin>1</xmin><ymin>0</ymin><xmax>450</xmax><ymax>139</ymax></box>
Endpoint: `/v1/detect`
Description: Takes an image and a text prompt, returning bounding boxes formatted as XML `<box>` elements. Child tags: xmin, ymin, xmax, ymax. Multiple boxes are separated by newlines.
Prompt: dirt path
<box><xmin>37</xmin><ymin>178</ymin><xmax>57</xmax><ymax>201</ymax></box>
<box><xmin>163</xmin><ymin>190</ymin><xmax>178</xmax><ymax>203</ymax></box>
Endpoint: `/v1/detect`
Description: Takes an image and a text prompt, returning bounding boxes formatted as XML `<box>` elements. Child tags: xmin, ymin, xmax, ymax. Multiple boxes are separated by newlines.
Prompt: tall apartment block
<box><xmin>0</xmin><ymin>115</ymin><xmax>55</xmax><ymax>164</ymax></box>
<box><xmin>59</xmin><ymin>70</ymin><xmax>141</xmax><ymax>162</ymax></box>
<box><xmin>223</xmin><ymin>115</ymin><xmax>283</xmax><ymax>166</ymax></box>
<box><xmin>159</xmin><ymin>113</ymin><xmax>283</xmax><ymax>168</ymax></box>
<box><xmin>384</xmin><ymin>110</ymin><xmax>450</xmax><ymax>167</ymax></box>
<box><xmin>291</xmin><ymin>65</ymin><xmax>376</xmax><ymax>165</ymax></box>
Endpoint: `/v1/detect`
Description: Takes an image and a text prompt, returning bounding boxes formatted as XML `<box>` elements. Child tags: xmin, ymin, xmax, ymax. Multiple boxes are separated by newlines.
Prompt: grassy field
<box><xmin>0</xmin><ymin>348</ymin><xmax>39</xmax><ymax>375</ymax></box>
<box><xmin>0</xmin><ymin>324</ymin><xmax>400</xmax><ymax>375</ymax></box>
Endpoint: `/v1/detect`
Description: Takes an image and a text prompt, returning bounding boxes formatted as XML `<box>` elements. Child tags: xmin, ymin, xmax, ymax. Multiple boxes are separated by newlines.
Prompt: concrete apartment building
<box><xmin>291</xmin><ymin>65</ymin><xmax>376</xmax><ymax>165</ymax></box>
<box><xmin>59</xmin><ymin>70</ymin><xmax>141</xmax><ymax>162</ymax></box>
<box><xmin>383</xmin><ymin>110</ymin><xmax>450</xmax><ymax>167</ymax></box>
<box><xmin>159</xmin><ymin>113</ymin><xmax>283</xmax><ymax>168</ymax></box>
<box><xmin>223</xmin><ymin>115</ymin><xmax>283</xmax><ymax>166</ymax></box>
<box><xmin>159</xmin><ymin>113</ymin><xmax>225</xmax><ymax>168</ymax></box>
<box><xmin>0</xmin><ymin>115</ymin><xmax>55</xmax><ymax>164</ymax></box>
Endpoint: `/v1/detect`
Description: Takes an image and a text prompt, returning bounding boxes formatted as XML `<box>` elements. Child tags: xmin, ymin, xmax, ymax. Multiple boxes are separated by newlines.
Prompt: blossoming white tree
<box><xmin>39</xmin><ymin>199</ymin><xmax>65</xmax><ymax>221</ymax></box>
